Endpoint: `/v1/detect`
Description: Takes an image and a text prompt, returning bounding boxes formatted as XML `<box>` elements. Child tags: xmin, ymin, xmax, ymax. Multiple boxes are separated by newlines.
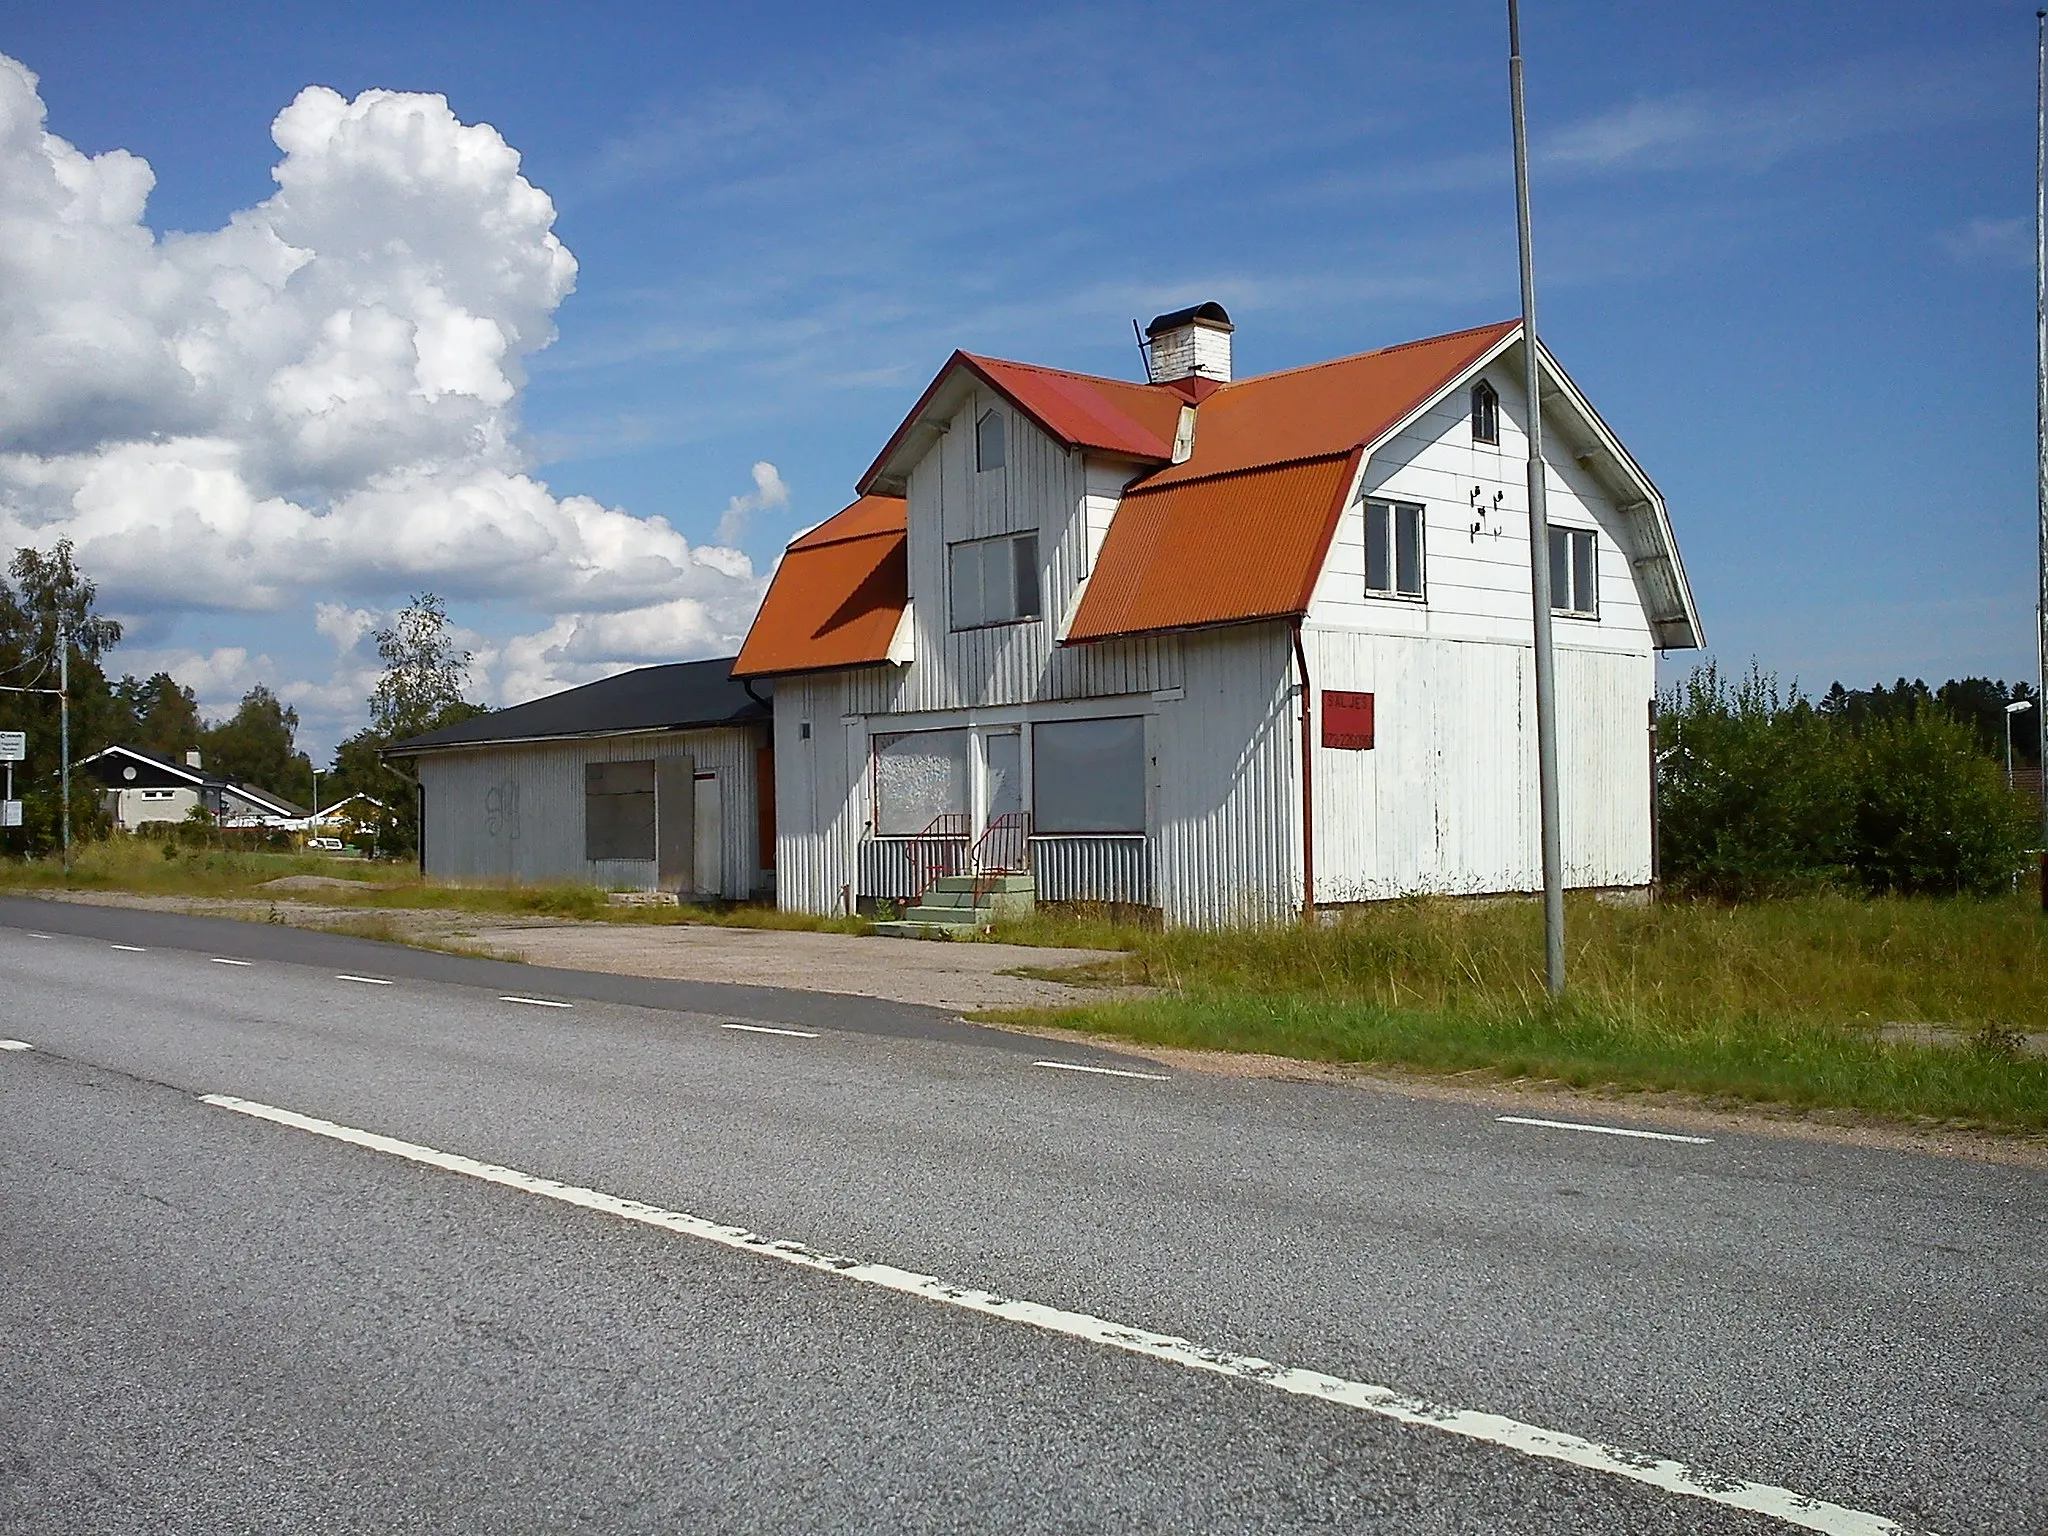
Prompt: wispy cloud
<box><xmin>1938</xmin><ymin>216</ymin><xmax>2030</xmax><ymax>269</ymax></box>
<box><xmin>1542</xmin><ymin>53</ymin><xmax>1997</xmax><ymax>176</ymax></box>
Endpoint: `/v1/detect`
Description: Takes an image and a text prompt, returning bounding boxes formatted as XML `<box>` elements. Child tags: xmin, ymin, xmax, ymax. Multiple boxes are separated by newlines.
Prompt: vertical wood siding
<box><xmin>771</xmin><ymin>671</ymin><xmax>866</xmax><ymax>915</ymax></box>
<box><xmin>417</xmin><ymin>727</ymin><xmax>764</xmax><ymax>894</ymax></box>
<box><xmin>1305</xmin><ymin>629</ymin><xmax>1652</xmax><ymax>899</ymax></box>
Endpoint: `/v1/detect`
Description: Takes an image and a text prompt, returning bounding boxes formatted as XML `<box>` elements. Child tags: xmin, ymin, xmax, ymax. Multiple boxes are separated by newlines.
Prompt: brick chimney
<box><xmin>1143</xmin><ymin>302</ymin><xmax>1233</xmax><ymax>384</ymax></box>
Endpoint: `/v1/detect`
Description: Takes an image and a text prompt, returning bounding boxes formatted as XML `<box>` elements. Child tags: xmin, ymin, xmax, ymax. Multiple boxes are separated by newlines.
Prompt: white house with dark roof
<box><xmin>734</xmin><ymin>306</ymin><xmax>1700</xmax><ymax>928</ymax></box>
<box><xmin>80</xmin><ymin>745</ymin><xmax>306</xmax><ymax>830</ymax></box>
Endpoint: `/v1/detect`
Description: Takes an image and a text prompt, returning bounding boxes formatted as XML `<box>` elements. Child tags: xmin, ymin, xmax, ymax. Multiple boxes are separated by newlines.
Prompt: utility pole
<box><xmin>59</xmin><ymin>632</ymin><xmax>70</xmax><ymax>874</ymax></box>
<box><xmin>1510</xmin><ymin>0</ymin><xmax>1566</xmax><ymax>995</ymax></box>
<box><xmin>2036</xmin><ymin>10</ymin><xmax>2048</xmax><ymax>909</ymax></box>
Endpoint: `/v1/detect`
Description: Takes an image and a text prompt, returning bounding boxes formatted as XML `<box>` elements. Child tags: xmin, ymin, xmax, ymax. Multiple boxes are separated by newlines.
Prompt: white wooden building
<box><xmin>734</xmin><ymin>307</ymin><xmax>1700</xmax><ymax>926</ymax></box>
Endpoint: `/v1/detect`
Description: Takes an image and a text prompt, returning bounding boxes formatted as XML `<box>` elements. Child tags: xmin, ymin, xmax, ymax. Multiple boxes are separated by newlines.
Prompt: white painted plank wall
<box><xmin>1310</xmin><ymin>363</ymin><xmax>1652</xmax><ymax>655</ymax></box>
<box><xmin>417</xmin><ymin>727</ymin><xmax>763</xmax><ymax>894</ymax></box>
<box><xmin>1304</xmin><ymin>630</ymin><xmax>1652</xmax><ymax>900</ymax></box>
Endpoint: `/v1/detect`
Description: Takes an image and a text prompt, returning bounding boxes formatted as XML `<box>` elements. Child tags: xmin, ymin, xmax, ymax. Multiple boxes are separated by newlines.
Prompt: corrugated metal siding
<box><xmin>417</xmin><ymin>727</ymin><xmax>764</xmax><ymax>894</ymax></box>
<box><xmin>1152</xmin><ymin>625</ymin><xmax>1299</xmax><ymax>926</ymax></box>
<box><xmin>772</xmin><ymin>671</ymin><xmax>866</xmax><ymax>915</ymax></box>
<box><xmin>1032</xmin><ymin>836</ymin><xmax>1152</xmax><ymax>904</ymax></box>
<box><xmin>848</xmin><ymin>401</ymin><xmax>1184</xmax><ymax>716</ymax></box>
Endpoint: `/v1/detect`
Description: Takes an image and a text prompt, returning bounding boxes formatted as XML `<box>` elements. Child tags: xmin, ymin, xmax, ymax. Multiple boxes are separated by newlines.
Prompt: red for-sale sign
<box><xmin>1321</xmin><ymin>690</ymin><xmax>1375</xmax><ymax>750</ymax></box>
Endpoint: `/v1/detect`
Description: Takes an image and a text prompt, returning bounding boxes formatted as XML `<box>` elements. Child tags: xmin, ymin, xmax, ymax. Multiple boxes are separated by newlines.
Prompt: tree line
<box><xmin>0</xmin><ymin>542</ymin><xmax>483</xmax><ymax>857</ymax></box>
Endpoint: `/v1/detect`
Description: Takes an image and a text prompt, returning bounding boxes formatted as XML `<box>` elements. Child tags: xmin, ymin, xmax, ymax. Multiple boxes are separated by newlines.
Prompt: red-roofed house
<box><xmin>734</xmin><ymin>305</ymin><xmax>1700</xmax><ymax>927</ymax></box>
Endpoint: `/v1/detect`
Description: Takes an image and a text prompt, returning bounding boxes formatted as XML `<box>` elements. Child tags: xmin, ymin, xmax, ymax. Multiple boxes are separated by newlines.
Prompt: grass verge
<box><xmin>986</xmin><ymin>893</ymin><xmax>2048</xmax><ymax>1133</ymax></box>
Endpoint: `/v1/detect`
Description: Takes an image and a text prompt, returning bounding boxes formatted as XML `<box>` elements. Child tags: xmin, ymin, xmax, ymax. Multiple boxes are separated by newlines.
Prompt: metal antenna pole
<box><xmin>2036</xmin><ymin>10</ymin><xmax>2048</xmax><ymax>907</ymax></box>
<box><xmin>59</xmin><ymin>633</ymin><xmax>70</xmax><ymax>874</ymax></box>
<box><xmin>1510</xmin><ymin>0</ymin><xmax>1566</xmax><ymax>995</ymax></box>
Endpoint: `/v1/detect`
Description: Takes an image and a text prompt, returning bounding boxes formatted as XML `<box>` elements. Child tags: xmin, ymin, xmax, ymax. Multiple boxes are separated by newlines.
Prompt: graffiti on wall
<box><xmin>484</xmin><ymin>780</ymin><xmax>522</xmax><ymax>845</ymax></box>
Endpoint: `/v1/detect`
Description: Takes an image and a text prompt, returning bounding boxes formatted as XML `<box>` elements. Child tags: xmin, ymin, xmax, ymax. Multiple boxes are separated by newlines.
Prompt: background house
<box><xmin>735</xmin><ymin>306</ymin><xmax>1700</xmax><ymax>926</ymax></box>
<box><xmin>81</xmin><ymin>745</ymin><xmax>305</xmax><ymax>830</ymax></box>
<box><xmin>386</xmin><ymin>657</ymin><xmax>773</xmax><ymax>897</ymax></box>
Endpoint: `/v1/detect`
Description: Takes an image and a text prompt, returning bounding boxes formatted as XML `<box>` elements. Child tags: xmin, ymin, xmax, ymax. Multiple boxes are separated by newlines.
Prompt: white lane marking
<box><xmin>721</xmin><ymin>1022</ymin><xmax>819</xmax><ymax>1039</ymax></box>
<box><xmin>109</xmin><ymin>944</ymin><xmax>147</xmax><ymax>953</ymax></box>
<box><xmin>200</xmin><ymin>1094</ymin><xmax>1905</xmax><ymax>1536</ymax></box>
<box><xmin>1035</xmin><ymin>1060</ymin><xmax>1172</xmax><ymax>1082</ymax></box>
<box><xmin>210</xmin><ymin>958</ymin><xmax>255</xmax><ymax>967</ymax></box>
<box><xmin>27</xmin><ymin>932</ymin><xmax>53</xmax><ymax>940</ymax></box>
<box><xmin>500</xmin><ymin>996</ymin><xmax>573</xmax><ymax>1009</ymax></box>
<box><xmin>0</xmin><ymin>1040</ymin><xmax>31</xmax><ymax>1051</ymax></box>
<box><xmin>1497</xmin><ymin>1116</ymin><xmax>1713</xmax><ymax>1145</ymax></box>
<box><xmin>335</xmin><ymin>974</ymin><xmax>392</xmax><ymax>986</ymax></box>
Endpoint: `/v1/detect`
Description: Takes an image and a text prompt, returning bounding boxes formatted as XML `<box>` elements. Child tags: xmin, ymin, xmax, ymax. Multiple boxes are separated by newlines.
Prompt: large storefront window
<box><xmin>874</xmin><ymin>729</ymin><xmax>969</xmax><ymax>836</ymax></box>
<box><xmin>1033</xmin><ymin>717</ymin><xmax>1146</xmax><ymax>833</ymax></box>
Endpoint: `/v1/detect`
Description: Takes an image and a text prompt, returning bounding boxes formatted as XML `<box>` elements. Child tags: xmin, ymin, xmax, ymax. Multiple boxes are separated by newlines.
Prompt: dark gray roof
<box><xmin>386</xmin><ymin>656</ymin><xmax>770</xmax><ymax>754</ymax></box>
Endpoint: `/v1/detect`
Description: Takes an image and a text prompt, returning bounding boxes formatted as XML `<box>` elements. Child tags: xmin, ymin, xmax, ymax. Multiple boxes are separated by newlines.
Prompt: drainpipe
<box><xmin>1292</xmin><ymin>620</ymin><xmax>1315</xmax><ymax>923</ymax></box>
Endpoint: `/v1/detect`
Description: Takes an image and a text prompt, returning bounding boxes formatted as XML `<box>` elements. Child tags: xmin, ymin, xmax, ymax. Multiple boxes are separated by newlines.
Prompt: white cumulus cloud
<box><xmin>0</xmin><ymin>53</ymin><xmax>771</xmax><ymax>752</ymax></box>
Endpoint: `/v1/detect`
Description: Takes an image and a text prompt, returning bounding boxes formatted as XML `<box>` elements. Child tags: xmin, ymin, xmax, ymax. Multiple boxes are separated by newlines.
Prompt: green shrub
<box><xmin>1849</xmin><ymin>712</ymin><xmax>2034</xmax><ymax>895</ymax></box>
<box><xmin>1659</xmin><ymin>663</ymin><xmax>2036</xmax><ymax>900</ymax></box>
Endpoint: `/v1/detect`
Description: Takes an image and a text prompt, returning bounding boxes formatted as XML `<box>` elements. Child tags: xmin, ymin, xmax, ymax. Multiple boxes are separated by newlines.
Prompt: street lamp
<box><xmin>2007</xmin><ymin>699</ymin><xmax>2035</xmax><ymax>792</ymax></box>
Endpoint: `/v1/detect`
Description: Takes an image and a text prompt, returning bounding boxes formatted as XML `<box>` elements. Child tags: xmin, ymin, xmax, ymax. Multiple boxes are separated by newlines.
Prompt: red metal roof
<box><xmin>1066</xmin><ymin>454</ymin><xmax>1361</xmax><ymax>643</ymax></box>
<box><xmin>732</xmin><ymin>497</ymin><xmax>908</xmax><ymax>679</ymax></box>
<box><xmin>856</xmin><ymin>351</ymin><xmax>1182</xmax><ymax>495</ymax></box>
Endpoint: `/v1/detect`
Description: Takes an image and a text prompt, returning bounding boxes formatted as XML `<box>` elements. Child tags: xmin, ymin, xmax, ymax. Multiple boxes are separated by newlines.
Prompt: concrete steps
<box><xmin>874</xmin><ymin>874</ymin><xmax>1035</xmax><ymax>939</ymax></box>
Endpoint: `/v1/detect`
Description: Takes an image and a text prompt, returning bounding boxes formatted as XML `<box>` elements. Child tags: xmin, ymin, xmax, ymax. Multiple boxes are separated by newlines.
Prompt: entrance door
<box><xmin>984</xmin><ymin>730</ymin><xmax>1022</xmax><ymax>823</ymax></box>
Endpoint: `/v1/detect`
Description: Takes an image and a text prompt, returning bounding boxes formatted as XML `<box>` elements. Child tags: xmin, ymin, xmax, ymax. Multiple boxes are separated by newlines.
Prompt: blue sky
<box><xmin>0</xmin><ymin>0</ymin><xmax>2040</xmax><ymax>758</ymax></box>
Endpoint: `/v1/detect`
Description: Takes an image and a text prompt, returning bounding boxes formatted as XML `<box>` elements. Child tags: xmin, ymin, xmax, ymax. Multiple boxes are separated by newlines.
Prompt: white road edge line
<box><xmin>1497</xmin><ymin>1115</ymin><xmax>1713</xmax><ymax>1145</ymax></box>
<box><xmin>0</xmin><ymin>1040</ymin><xmax>31</xmax><ymax>1051</ymax></box>
<box><xmin>335</xmin><ymin>974</ymin><xmax>392</xmax><ymax>986</ymax></box>
<box><xmin>199</xmin><ymin>1093</ymin><xmax>1908</xmax><ymax>1536</ymax></box>
<box><xmin>500</xmin><ymin>996</ymin><xmax>573</xmax><ymax>1009</ymax></box>
<box><xmin>721</xmin><ymin>1022</ymin><xmax>819</xmax><ymax>1039</ymax></box>
<box><xmin>210</xmin><ymin>958</ymin><xmax>255</xmax><ymax>967</ymax></box>
<box><xmin>109</xmin><ymin>944</ymin><xmax>147</xmax><ymax>953</ymax></box>
<box><xmin>1035</xmin><ymin>1060</ymin><xmax>1172</xmax><ymax>1082</ymax></box>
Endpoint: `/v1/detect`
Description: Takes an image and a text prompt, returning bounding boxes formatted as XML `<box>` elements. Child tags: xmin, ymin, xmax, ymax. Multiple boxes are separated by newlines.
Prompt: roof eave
<box><xmin>383</xmin><ymin>713</ymin><xmax>769</xmax><ymax>758</ymax></box>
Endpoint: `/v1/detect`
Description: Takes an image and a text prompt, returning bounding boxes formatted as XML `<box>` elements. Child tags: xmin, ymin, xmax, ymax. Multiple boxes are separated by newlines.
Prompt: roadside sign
<box><xmin>1</xmin><ymin>801</ymin><xmax>20</xmax><ymax>828</ymax></box>
<box><xmin>0</xmin><ymin>731</ymin><xmax>23</xmax><ymax>763</ymax></box>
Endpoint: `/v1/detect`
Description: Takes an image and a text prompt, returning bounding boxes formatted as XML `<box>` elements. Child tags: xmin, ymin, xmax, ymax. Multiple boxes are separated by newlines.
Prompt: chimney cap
<box><xmin>1145</xmin><ymin>301</ymin><xmax>1233</xmax><ymax>339</ymax></box>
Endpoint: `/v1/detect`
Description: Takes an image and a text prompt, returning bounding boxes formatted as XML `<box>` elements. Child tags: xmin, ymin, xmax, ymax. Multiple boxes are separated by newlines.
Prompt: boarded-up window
<box><xmin>1034</xmin><ymin>717</ymin><xmax>1146</xmax><ymax>833</ymax></box>
<box><xmin>585</xmin><ymin>760</ymin><xmax>656</xmax><ymax>861</ymax></box>
<box><xmin>874</xmin><ymin>730</ymin><xmax>969</xmax><ymax>836</ymax></box>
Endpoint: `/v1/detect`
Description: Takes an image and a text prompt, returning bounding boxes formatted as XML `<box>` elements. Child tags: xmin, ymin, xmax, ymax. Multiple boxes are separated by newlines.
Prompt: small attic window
<box><xmin>1471</xmin><ymin>380</ymin><xmax>1499</xmax><ymax>445</ymax></box>
<box><xmin>976</xmin><ymin>409</ymin><xmax>1006</xmax><ymax>471</ymax></box>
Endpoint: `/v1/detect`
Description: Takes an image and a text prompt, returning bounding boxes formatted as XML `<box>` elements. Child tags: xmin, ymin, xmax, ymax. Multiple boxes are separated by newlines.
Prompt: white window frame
<box><xmin>949</xmin><ymin>531</ymin><xmax>1041</xmax><ymax>631</ymax></box>
<box><xmin>976</xmin><ymin>409</ymin><xmax>1006</xmax><ymax>471</ymax></box>
<box><xmin>1549</xmin><ymin>525</ymin><xmax>1599</xmax><ymax>619</ymax></box>
<box><xmin>1364</xmin><ymin>498</ymin><xmax>1426</xmax><ymax>602</ymax></box>
<box><xmin>1470</xmin><ymin>380</ymin><xmax>1500</xmax><ymax>446</ymax></box>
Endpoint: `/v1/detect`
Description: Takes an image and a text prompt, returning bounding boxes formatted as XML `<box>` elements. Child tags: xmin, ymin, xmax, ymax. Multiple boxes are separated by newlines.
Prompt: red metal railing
<box><xmin>970</xmin><ymin>812</ymin><xmax>1032</xmax><ymax>908</ymax></box>
<box><xmin>906</xmin><ymin>813</ymin><xmax>970</xmax><ymax>895</ymax></box>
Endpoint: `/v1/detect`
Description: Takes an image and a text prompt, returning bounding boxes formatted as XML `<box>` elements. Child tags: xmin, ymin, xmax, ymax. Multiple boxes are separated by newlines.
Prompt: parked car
<box><xmin>306</xmin><ymin>836</ymin><xmax>345</xmax><ymax>851</ymax></box>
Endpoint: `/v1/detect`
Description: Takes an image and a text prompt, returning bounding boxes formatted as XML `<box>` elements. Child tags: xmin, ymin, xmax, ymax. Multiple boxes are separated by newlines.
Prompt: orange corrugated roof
<box><xmin>1143</xmin><ymin>319</ymin><xmax>1519</xmax><ymax>488</ymax></box>
<box><xmin>733</xmin><ymin>497</ymin><xmax>908</xmax><ymax>678</ymax></box>
<box><xmin>1066</xmin><ymin>454</ymin><xmax>1361</xmax><ymax>643</ymax></box>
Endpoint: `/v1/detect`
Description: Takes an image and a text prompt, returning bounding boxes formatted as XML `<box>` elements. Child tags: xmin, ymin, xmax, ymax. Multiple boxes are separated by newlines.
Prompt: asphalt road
<box><xmin>1</xmin><ymin>900</ymin><xmax>2041</xmax><ymax>1534</ymax></box>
